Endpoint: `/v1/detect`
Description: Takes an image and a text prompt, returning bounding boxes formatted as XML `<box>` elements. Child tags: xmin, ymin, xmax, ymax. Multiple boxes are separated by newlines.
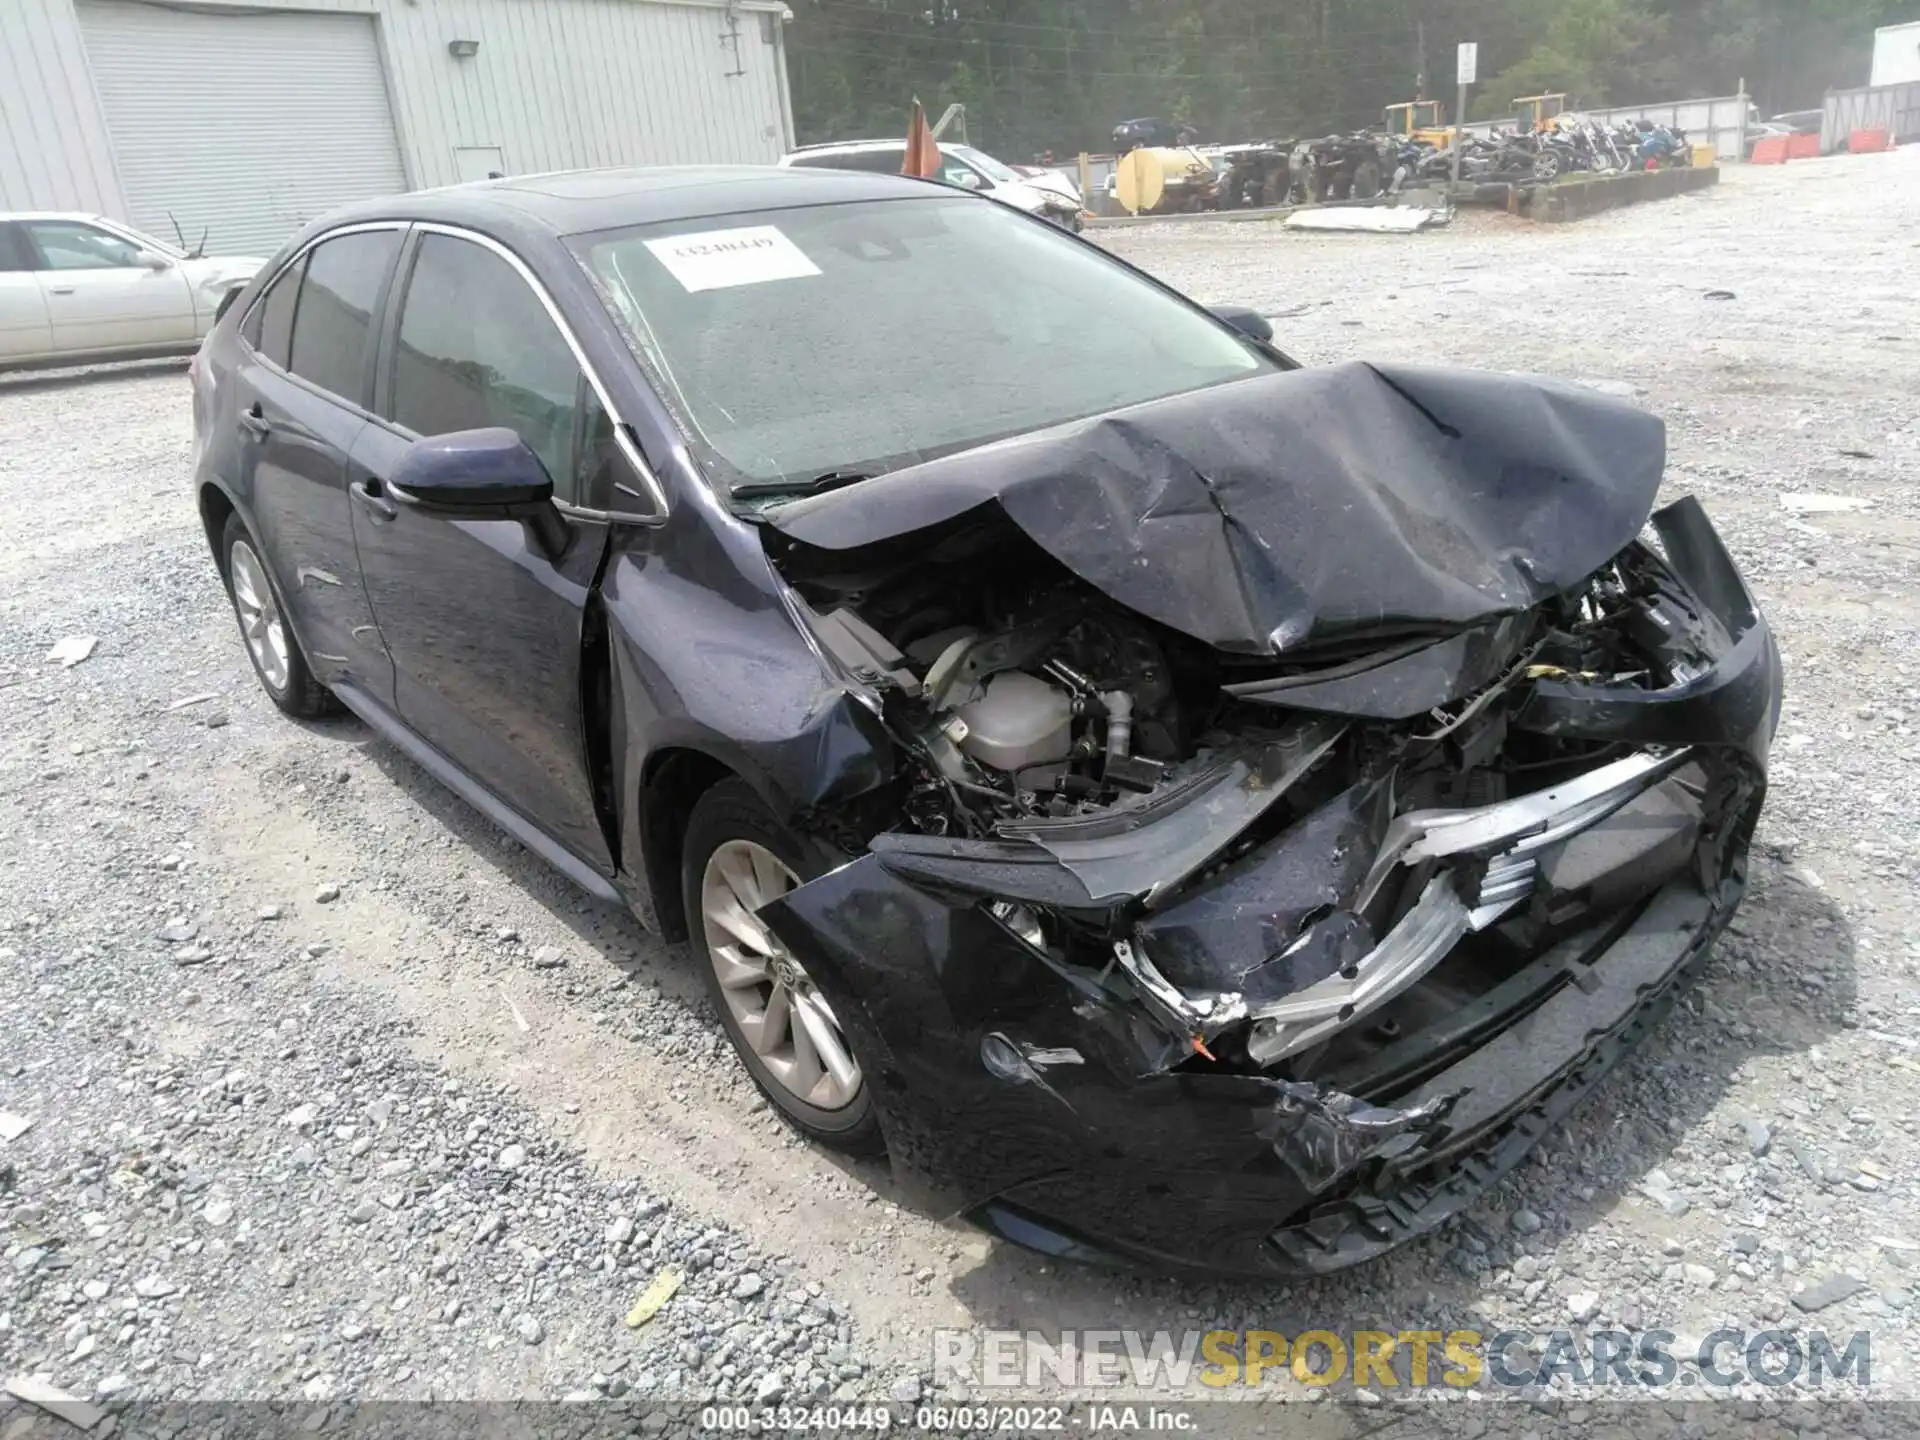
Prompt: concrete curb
<box><xmin>1528</xmin><ymin>165</ymin><xmax>1721</xmax><ymax>222</ymax></box>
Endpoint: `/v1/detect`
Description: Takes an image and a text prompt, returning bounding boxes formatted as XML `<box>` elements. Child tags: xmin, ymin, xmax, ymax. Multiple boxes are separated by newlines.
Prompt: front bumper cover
<box><xmin>761</xmin><ymin>497</ymin><xmax>1780</xmax><ymax>1277</ymax></box>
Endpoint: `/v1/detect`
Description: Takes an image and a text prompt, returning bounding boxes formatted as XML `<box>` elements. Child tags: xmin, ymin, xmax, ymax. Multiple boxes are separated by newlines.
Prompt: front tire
<box><xmin>220</xmin><ymin>513</ymin><xmax>336</xmax><ymax>717</ymax></box>
<box><xmin>683</xmin><ymin>779</ymin><xmax>883</xmax><ymax>1155</ymax></box>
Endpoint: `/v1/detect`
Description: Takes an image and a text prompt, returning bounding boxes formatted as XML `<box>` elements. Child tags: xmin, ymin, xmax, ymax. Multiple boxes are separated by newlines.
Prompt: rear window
<box><xmin>287</xmin><ymin>230</ymin><xmax>400</xmax><ymax>404</ymax></box>
<box><xmin>245</xmin><ymin>256</ymin><xmax>305</xmax><ymax>368</ymax></box>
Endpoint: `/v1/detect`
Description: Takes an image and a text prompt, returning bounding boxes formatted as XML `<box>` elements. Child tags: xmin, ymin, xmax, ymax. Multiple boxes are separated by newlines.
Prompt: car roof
<box><xmin>0</xmin><ymin>211</ymin><xmax>118</xmax><ymax>224</ymax></box>
<box><xmin>311</xmin><ymin>165</ymin><xmax>941</xmax><ymax>239</ymax></box>
<box><xmin>786</xmin><ymin>139</ymin><xmax>909</xmax><ymax>153</ymax></box>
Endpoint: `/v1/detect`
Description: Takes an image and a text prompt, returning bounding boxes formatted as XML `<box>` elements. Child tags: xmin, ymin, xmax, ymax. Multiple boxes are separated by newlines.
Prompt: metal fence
<box><xmin>1575</xmin><ymin>95</ymin><xmax>1752</xmax><ymax>162</ymax></box>
<box><xmin>1822</xmin><ymin>82</ymin><xmax>1920</xmax><ymax>152</ymax></box>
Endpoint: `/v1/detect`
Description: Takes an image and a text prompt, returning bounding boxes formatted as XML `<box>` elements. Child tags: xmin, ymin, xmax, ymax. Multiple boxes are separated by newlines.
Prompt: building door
<box><xmin>77</xmin><ymin>0</ymin><xmax>410</xmax><ymax>257</ymax></box>
<box><xmin>453</xmin><ymin>147</ymin><xmax>507</xmax><ymax>184</ymax></box>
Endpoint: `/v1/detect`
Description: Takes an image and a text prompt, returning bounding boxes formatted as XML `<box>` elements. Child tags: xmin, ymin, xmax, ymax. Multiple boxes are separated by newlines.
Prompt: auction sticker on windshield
<box><xmin>643</xmin><ymin>225</ymin><xmax>821</xmax><ymax>292</ymax></box>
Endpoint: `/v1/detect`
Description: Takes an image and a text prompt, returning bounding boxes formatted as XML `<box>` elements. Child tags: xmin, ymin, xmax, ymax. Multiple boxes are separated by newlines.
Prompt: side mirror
<box><xmin>390</xmin><ymin>428</ymin><xmax>570</xmax><ymax>556</ymax></box>
<box><xmin>135</xmin><ymin>250</ymin><xmax>173</xmax><ymax>271</ymax></box>
<box><xmin>1211</xmin><ymin>305</ymin><xmax>1274</xmax><ymax>343</ymax></box>
<box><xmin>951</xmin><ymin>170</ymin><xmax>985</xmax><ymax>190</ymax></box>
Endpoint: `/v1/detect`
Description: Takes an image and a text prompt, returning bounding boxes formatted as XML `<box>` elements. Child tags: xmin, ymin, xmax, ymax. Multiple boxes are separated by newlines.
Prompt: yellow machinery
<box><xmin>1513</xmin><ymin>93</ymin><xmax>1571</xmax><ymax>131</ymax></box>
<box><xmin>1113</xmin><ymin>146</ymin><xmax>1217</xmax><ymax>216</ymax></box>
<box><xmin>1382</xmin><ymin>100</ymin><xmax>1457</xmax><ymax>147</ymax></box>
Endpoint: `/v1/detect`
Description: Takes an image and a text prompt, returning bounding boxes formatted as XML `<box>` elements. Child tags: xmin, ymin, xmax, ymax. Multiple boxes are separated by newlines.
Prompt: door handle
<box><xmin>49</xmin><ymin>286</ymin><xmax>75</xmax><ymax>296</ymax></box>
<box><xmin>350</xmin><ymin>480</ymin><xmax>397</xmax><ymax>523</ymax></box>
<box><xmin>238</xmin><ymin>403</ymin><xmax>270</xmax><ymax>440</ymax></box>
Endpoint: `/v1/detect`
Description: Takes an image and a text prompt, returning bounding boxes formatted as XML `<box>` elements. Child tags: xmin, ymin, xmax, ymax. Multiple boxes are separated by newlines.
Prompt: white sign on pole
<box><xmin>1457</xmin><ymin>41</ymin><xmax>1479</xmax><ymax>86</ymax></box>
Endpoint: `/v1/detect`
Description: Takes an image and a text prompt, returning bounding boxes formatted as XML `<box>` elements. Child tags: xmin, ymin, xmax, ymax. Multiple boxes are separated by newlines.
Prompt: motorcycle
<box><xmin>1631</xmin><ymin>122</ymin><xmax>1692</xmax><ymax>169</ymax></box>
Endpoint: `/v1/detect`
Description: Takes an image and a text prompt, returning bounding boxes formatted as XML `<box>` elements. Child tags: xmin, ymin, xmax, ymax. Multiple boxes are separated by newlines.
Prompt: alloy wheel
<box><xmin>700</xmin><ymin>839</ymin><xmax>863</xmax><ymax>1111</ymax></box>
<box><xmin>229</xmin><ymin>539</ymin><xmax>290</xmax><ymax>692</ymax></box>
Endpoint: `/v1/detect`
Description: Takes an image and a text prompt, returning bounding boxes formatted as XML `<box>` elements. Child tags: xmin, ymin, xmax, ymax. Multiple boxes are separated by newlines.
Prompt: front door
<box><xmin>236</xmin><ymin>227</ymin><xmax>403</xmax><ymax>694</ymax></box>
<box><xmin>20</xmin><ymin>218</ymin><xmax>194</xmax><ymax>354</ymax></box>
<box><xmin>349</xmin><ymin>228</ymin><xmax>615</xmax><ymax>874</ymax></box>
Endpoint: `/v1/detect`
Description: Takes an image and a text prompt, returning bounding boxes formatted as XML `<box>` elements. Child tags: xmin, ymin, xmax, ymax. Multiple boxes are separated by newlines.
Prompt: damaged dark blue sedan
<box><xmin>190</xmin><ymin>165</ymin><xmax>1780</xmax><ymax>1278</ymax></box>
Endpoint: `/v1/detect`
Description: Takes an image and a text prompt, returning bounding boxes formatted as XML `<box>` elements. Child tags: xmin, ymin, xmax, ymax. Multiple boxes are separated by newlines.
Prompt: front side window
<box><xmin>571</xmin><ymin>195</ymin><xmax>1269</xmax><ymax>493</ymax></box>
<box><xmin>287</xmin><ymin>230</ymin><xmax>400</xmax><ymax>403</ymax></box>
<box><xmin>938</xmin><ymin>159</ymin><xmax>985</xmax><ymax>189</ymax></box>
<box><xmin>388</xmin><ymin>234</ymin><xmax>583</xmax><ymax>501</ymax></box>
<box><xmin>948</xmin><ymin>146</ymin><xmax>1022</xmax><ymax>184</ymax></box>
<box><xmin>24</xmin><ymin>220</ymin><xmax>143</xmax><ymax>270</ymax></box>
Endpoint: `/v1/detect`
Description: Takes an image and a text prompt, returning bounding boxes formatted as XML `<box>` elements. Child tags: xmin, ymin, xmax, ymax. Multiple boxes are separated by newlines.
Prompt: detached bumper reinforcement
<box><xmin>1267</xmin><ymin>874</ymin><xmax>1733</xmax><ymax>1271</ymax></box>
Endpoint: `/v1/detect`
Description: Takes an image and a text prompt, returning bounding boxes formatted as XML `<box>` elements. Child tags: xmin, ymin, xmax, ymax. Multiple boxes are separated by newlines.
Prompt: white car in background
<box><xmin>0</xmin><ymin>213</ymin><xmax>264</xmax><ymax>371</ymax></box>
<box><xmin>780</xmin><ymin>140</ymin><xmax>1086</xmax><ymax>230</ymax></box>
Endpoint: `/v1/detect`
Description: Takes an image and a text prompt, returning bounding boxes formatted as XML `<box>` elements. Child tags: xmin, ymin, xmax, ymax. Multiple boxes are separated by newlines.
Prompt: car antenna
<box><xmin>167</xmin><ymin>212</ymin><xmax>208</xmax><ymax>259</ymax></box>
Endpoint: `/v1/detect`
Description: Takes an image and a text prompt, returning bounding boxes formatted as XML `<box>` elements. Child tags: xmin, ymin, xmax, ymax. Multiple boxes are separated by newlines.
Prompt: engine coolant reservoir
<box><xmin>954</xmin><ymin>672</ymin><xmax>1073</xmax><ymax>772</ymax></box>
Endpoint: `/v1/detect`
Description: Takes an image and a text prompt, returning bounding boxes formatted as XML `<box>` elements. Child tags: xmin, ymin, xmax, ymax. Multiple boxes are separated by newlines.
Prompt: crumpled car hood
<box><xmin>763</xmin><ymin>361</ymin><xmax>1666</xmax><ymax>656</ymax></box>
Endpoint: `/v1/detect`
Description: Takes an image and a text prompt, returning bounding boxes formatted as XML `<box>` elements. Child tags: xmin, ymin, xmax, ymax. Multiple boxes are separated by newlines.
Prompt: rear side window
<box><xmin>244</xmin><ymin>256</ymin><xmax>305</xmax><ymax>367</ymax></box>
<box><xmin>0</xmin><ymin>224</ymin><xmax>30</xmax><ymax>273</ymax></box>
<box><xmin>288</xmin><ymin>230</ymin><xmax>400</xmax><ymax>404</ymax></box>
<box><xmin>388</xmin><ymin>233</ymin><xmax>584</xmax><ymax>501</ymax></box>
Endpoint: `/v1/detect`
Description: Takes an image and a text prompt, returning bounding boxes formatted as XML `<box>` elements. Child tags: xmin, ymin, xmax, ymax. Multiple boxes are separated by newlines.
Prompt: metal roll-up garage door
<box><xmin>78</xmin><ymin>0</ymin><xmax>409</xmax><ymax>256</ymax></box>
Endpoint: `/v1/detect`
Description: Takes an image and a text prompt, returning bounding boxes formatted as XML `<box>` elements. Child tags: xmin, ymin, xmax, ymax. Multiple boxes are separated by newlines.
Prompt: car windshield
<box><xmin>571</xmin><ymin>196</ymin><xmax>1270</xmax><ymax>492</ymax></box>
<box><xmin>948</xmin><ymin>146</ymin><xmax>1021</xmax><ymax>184</ymax></box>
<box><xmin>104</xmin><ymin>221</ymin><xmax>184</xmax><ymax>259</ymax></box>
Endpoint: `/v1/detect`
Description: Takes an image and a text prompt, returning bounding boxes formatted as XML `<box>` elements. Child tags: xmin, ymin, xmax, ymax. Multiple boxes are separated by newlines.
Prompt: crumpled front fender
<box><xmin>758</xmin><ymin>853</ymin><xmax>1454</xmax><ymax>1269</ymax></box>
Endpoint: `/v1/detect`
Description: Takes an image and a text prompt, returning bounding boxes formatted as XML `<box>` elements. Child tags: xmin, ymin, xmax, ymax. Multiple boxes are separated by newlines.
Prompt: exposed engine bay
<box><xmin>746</xmin><ymin>362</ymin><xmax>1779</xmax><ymax>1276</ymax></box>
<box><xmin>773</xmin><ymin>496</ymin><xmax>1769</xmax><ymax>1093</ymax></box>
<box><xmin>781</xmin><ymin>506</ymin><xmax>1734</xmax><ymax>855</ymax></box>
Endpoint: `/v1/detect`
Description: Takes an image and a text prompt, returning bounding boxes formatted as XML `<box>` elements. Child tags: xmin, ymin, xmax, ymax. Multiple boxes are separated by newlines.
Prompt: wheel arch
<box><xmin>636</xmin><ymin>745</ymin><xmax>746</xmax><ymax>942</ymax></box>
<box><xmin>198</xmin><ymin>480</ymin><xmax>239</xmax><ymax>579</ymax></box>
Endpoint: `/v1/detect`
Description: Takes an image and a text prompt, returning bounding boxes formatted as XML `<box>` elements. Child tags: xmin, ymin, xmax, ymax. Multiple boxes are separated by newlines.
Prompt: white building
<box><xmin>0</xmin><ymin>0</ymin><xmax>796</xmax><ymax>254</ymax></box>
<box><xmin>1872</xmin><ymin>20</ymin><xmax>1920</xmax><ymax>87</ymax></box>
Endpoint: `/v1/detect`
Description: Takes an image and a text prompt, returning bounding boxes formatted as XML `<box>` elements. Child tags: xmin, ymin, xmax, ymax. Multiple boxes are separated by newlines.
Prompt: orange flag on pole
<box><xmin>903</xmin><ymin>98</ymin><xmax>943</xmax><ymax>179</ymax></box>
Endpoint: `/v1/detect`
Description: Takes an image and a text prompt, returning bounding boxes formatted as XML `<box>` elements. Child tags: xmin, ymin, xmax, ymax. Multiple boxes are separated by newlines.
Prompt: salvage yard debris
<box><xmin>1781</xmin><ymin>493</ymin><xmax>1872</xmax><ymax>514</ymax></box>
<box><xmin>45</xmin><ymin>636</ymin><xmax>97</xmax><ymax>668</ymax></box>
<box><xmin>624</xmin><ymin>1268</ymin><xmax>684</xmax><ymax>1328</ymax></box>
<box><xmin>1285</xmin><ymin>206</ymin><xmax>1448</xmax><ymax>232</ymax></box>
<box><xmin>4</xmin><ymin>1374</ymin><xmax>107</xmax><ymax>1431</ymax></box>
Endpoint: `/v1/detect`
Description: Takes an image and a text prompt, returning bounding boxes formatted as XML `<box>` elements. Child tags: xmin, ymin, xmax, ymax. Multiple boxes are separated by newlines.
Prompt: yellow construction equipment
<box><xmin>1513</xmin><ymin>93</ymin><xmax>1571</xmax><ymax>131</ymax></box>
<box><xmin>1382</xmin><ymin>100</ymin><xmax>1458</xmax><ymax>147</ymax></box>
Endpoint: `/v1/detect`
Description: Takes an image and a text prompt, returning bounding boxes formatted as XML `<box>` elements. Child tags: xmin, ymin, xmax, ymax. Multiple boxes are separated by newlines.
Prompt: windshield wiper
<box><xmin>732</xmin><ymin>470</ymin><xmax>875</xmax><ymax>500</ymax></box>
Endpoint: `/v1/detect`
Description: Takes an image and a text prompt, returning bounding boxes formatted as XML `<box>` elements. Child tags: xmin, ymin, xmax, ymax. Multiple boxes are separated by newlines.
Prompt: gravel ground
<box><xmin>4</xmin><ymin>151</ymin><xmax>1920</xmax><ymax>1429</ymax></box>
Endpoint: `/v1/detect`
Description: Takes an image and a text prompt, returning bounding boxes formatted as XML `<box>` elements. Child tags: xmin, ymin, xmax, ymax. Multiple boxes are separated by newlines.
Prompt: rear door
<box><xmin>0</xmin><ymin>225</ymin><xmax>53</xmax><ymax>363</ymax></box>
<box><xmin>234</xmin><ymin>225</ymin><xmax>402</xmax><ymax>697</ymax></box>
<box><xmin>348</xmin><ymin>227</ymin><xmax>615</xmax><ymax>872</ymax></box>
<box><xmin>21</xmin><ymin>218</ymin><xmax>195</xmax><ymax>354</ymax></box>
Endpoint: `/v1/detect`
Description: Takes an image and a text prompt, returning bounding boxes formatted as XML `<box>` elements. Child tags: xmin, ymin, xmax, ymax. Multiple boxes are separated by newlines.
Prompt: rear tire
<box><xmin>683</xmin><ymin>779</ymin><xmax>884</xmax><ymax>1156</ymax></box>
<box><xmin>220</xmin><ymin>513</ymin><xmax>337</xmax><ymax>718</ymax></box>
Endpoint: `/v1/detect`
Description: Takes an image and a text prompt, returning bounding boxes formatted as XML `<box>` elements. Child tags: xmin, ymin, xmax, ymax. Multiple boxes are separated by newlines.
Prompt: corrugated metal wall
<box><xmin>1</xmin><ymin>0</ymin><xmax>791</xmax><ymax>221</ymax></box>
<box><xmin>0</xmin><ymin>0</ymin><xmax>125</xmax><ymax>213</ymax></box>
<box><xmin>1823</xmin><ymin>83</ymin><xmax>1920</xmax><ymax>153</ymax></box>
<box><xmin>353</xmin><ymin>0</ymin><xmax>794</xmax><ymax>188</ymax></box>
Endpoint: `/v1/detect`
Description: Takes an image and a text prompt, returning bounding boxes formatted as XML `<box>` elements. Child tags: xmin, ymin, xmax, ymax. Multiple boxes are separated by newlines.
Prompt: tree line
<box><xmin>786</xmin><ymin>0</ymin><xmax>1920</xmax><ymax>157</ymax></box>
